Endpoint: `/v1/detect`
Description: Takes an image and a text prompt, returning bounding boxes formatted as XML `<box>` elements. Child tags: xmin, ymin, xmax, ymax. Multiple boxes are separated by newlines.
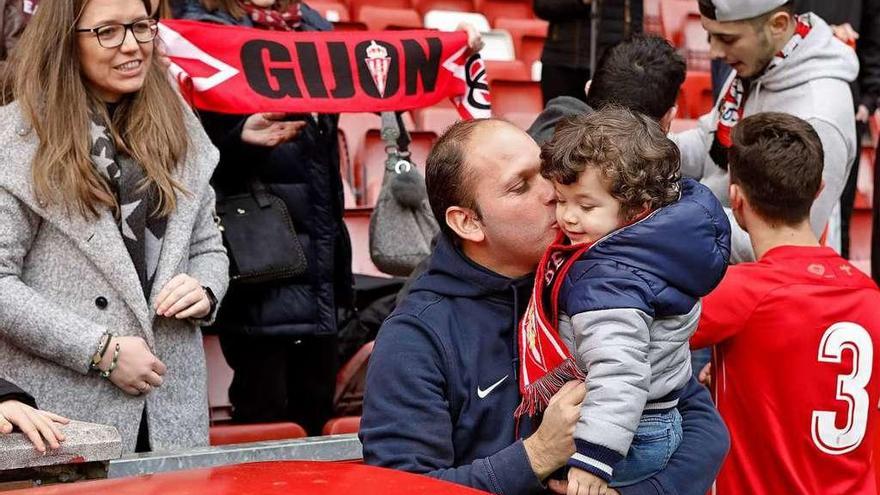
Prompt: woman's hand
<box><xmin>0</xmin><ymin>400</ymin><xmax>69</xmax><ymax>453</ymax></box>
<box><xmin>456</xmin><ymin>22</ymin><xmax>484</xmax><ymax>54</ymax></box>
<box><xmin>99</xmin><ymin>336</ymin><xmax>167</xmax><ymax>396</ymax></box>
<box><xmin>831</xmin><ymin>22</ymin><xmax>859</xmax><ymax>47</ymax></box>
<box><xmin>155</xmin><ymin>274</ymin><xmax>212</xmax><ymax>320</ymax></box>
<box><xmin>241</xmin><ymin>112</ymin><xmax>306</xmax><ymax>147</ymax></box>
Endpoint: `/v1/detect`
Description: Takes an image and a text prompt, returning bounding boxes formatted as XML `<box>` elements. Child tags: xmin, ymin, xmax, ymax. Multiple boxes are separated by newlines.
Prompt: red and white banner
<box><xmin>159</xmin><ymin>20</ymin><xmax>490</xmax><ymax>118</ymax></box>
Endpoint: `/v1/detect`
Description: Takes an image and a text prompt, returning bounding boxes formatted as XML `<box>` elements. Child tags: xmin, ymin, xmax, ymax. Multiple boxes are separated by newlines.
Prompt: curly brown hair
<box><xmin>540</xmin><ymin>106</ymin><xmax>681</xmax><ymax>222</ymax></box>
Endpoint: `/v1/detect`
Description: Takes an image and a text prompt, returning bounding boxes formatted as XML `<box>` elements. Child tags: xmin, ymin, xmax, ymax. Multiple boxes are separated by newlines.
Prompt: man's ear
<box><xmin>729</xmin><ymin>183</ymin><xmax>743</xmax><ymax>210</ymax></box>
<box><xmin>584</xmin><ymin>79</ymin><xmax>592</xmax><ymax>99</ymax></box>
<box><xmin>446</xmin><ymin>206</ymin><xmax>485</xmax><ymax>243</ymax></box>
<box><xmin>768</xmin><ymin>10</ymin><xmax>792</xmax><ymax>38</ymax></box>
<box><xmin>660</xmin><ymin>105</ymin><xmax>678</xmax><ymax>134</ymax></box>
<box><xmin>729</xmin><ymin>182</ymin><xmax>749</xmax><ymax>231</ymax></box>
<box><xmin>815</xmin><ymin>179</ymin><xmax>825</xmax><ymax>200</ymax></box>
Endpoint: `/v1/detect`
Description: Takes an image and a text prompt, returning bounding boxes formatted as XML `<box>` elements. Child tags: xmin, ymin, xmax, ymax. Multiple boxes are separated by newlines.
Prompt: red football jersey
<box><xmin>693</xmin><ymin>245</ymin><xmax>880</xmax><ymax>495</ymax></box>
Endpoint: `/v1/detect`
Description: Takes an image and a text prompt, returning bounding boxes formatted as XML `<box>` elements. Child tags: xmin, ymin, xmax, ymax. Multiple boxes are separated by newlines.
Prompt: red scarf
<box><xmin>515</xmin><ymin>232</ymin><xmax>588</xmax><ymax>418</ymax></box>
<box><xmin>241</xmin><ymin>1</ymin><xmax>302</xmax><ymax>31</ymax></box>
<box><xmin>158</xmin><ymin>21</ymin><xmax>491</xmax><ymax>118</ymax></box>
<box><xmin>711</xmin><ymin>15</ymin><xmax>812</xmax><ymax>168</ymax></box>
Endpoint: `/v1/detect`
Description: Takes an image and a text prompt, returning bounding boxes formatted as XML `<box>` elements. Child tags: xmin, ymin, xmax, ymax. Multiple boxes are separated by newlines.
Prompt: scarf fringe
<box><xmin>515</xmin><ymin>358</ymin><xmax>585</xmax><ymax>418</ymax></box>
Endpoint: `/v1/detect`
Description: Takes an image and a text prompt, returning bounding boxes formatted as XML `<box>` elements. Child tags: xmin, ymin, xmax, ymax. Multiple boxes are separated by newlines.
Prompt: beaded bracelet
<box><xmin>100</xmin><ymin>343</ymin><xmax>121</xmax><ymax>379</ymax></box>
<box><xmin>89</xmin><ymin>332</ymin><xmax>114</xmax><ymax>371</ymax></box>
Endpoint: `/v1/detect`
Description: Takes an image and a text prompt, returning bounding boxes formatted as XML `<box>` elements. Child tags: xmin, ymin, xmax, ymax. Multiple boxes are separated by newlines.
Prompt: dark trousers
<box><xmin>540</xmin><ymin>64</ymin><xmax>590</xmax><ymax>105</ymax></box>
<box><xmin>840</xmin><ymin>121</ymin><xmax>866</xmax><ymax>259</ymax></box>
<box><xmin>219</xmin><ymin>334</ymin><xmax>338</xmax><ymax>436</ymax></box>
<box><xmin>873</xmin><ymin>140</ymin><xmax>880</xmax><ymax>284</ymax></box>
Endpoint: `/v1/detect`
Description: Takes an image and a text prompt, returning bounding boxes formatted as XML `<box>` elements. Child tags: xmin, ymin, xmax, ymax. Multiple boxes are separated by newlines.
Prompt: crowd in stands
<box><xmin>0</xmin><ymin>0</ymin><xmax>879</xmax><ymax>494</ymax></box>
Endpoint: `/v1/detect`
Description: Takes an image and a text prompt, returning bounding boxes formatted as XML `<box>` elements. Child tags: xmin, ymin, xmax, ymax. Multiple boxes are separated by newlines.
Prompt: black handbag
<box><xmin>216</xmin><ymin>180</ymin><xmax>308</xmax><ymax>284</ymax></box>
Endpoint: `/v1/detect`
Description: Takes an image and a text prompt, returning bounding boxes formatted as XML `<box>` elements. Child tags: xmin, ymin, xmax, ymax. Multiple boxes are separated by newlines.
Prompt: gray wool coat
<box><xmin>0</xmin><ymin>100</ymin><xmax>229</xmax><ymax>453</ymax></box>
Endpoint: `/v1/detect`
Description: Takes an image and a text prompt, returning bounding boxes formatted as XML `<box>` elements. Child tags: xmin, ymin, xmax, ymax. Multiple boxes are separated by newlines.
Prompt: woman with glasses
<box><xmin>0</xmin><ymin>0</ymin><xmax>229</xmax><ymax>453</ymax></box>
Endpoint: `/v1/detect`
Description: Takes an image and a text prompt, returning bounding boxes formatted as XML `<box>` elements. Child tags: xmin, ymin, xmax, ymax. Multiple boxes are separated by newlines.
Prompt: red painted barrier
<box><xmin>6</xmin><ymin>461</ymin><xmax>491</xmax><ymax>495</ymax></box>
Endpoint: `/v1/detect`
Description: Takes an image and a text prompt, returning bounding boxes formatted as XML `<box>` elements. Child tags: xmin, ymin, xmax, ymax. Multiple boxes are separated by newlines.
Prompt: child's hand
<box><xmin>567</xmin><ymin>467</ymin><xmax>609</xmax><ymax>495</ymax></box>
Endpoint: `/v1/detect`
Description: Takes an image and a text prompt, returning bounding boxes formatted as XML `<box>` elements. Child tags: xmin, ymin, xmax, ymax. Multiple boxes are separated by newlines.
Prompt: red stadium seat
<box><xmin>494</xmin><ymin>17</ymin><xmax>547</xmax><ymax>57</ymax></box>
<box><xmin>309</xmin><ymin>0</ymin><xmax>351</xmax><ymax>22</ymax></box>
<box><xmin>850</xmin><ymin>144</ymin><xmax>874</xmax><ymax>270</ymax></box>
<box><xmin>683</xmin><ymin>15</ymin><xmax>710</xmax><ymax>72</ymax></box>
<box><xmin>677</xmin><ymin>70</ymin><xmax>713</xmax><ymax>119</ymax></box>
<box><xmin>490</xmin><ymin>79</ymin><xmax>542</xmax><ymax>122</ymax></box>
<box><xmin>486</xmin><ymin>60</ymin><xmax>530</xmax><ymax>81</ymax></box>
<box><xmin>414</xmin><ymin>105</ymin><xmax>461</xmax><ymax>134</ymax></box>
<box><xmin>322</xmin><ymin>416</ymin><xmax>362</xmax><ymax>435</ymax></box>
<box><xmin>519</xmin><ymin>34</ymin><xmax>545</xmax><ymax>74</ymax></box>
<box><xmin>849</xmin><ymin>209</ymin><xmax>872</xmax><ymax>267</ymax></box>
<box><xmin>412</xmin><ymin>0</ymin><xmax>475</xmax><ymax>15</ymax></box>
<box><xmin>339</xmin><ymin>113</ymin><xmax>382</xmax><ymax>201</ymax></box>
<box><xmin>209</xmin><ymin>423</ymin><xmax>308</xmax><ymax>446</ymax></box>
<box><xmin>348</xmin><ymin>0</ymin><xmax>411</xmax><ymax>20</ymax></box>
<box><xmin>660</xmin><ymin>0</ymin><xmax>698</xmax><ymax>47</ymax></box>
<box><xmin>335</xmin><ymin>342</ymin><xmax>375</xmax><ymax>416</ymax></box>
<box><xmin>358</xmin><ymin>6</ymin><xmax>423</xmax><ymax>30</ymax></box>
<box><xmin>475</xmin><ymin>0</ymin><xmax>533</xmax><ymax>25</ymax></box>
<box><xmin>343</xmin><ymin>208</ymin><xmax>390</xmax><ymax>277</ymax></box>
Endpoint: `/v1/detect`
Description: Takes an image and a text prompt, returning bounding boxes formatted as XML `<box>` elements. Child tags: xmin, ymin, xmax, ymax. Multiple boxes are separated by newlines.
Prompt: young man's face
<box><xmin>702</xmin><ymin>15</ymin><xmax>776</xmax><ymax>78</ymax></box>
<box><xmin>554</xmin><ymin>167</ymin><xmax>624</xmax><ymax>245</ymax></box>
<box><xmin>467</xmin><ymin>123</ymin><xmax>559</xmax><ymax>272</ymax></box>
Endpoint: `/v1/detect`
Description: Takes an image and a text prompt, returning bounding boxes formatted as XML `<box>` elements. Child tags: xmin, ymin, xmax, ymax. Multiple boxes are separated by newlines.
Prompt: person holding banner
<box><xmin>174</xmin><ymin>0</ymin><xmax>351</xmax><ymax>436</ymax></box>
<box><xmin>171</xmin><ymin>0</ymin><xmax>485</xmax><ymax>435</ymax></box>
<box><xmin>0</xmin><ymin>0</ymin><xmax>229</xmax><ymax>453</ymax></box>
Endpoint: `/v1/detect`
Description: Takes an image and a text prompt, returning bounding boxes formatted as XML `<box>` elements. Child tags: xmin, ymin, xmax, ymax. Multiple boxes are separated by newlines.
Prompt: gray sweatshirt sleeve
<box><xmin>566</xmin><ymin>308</ymin><xmax>652</xmax><ymax>481</ymax></box>
<box><xmin>808</xmin><ymin>118</ymin><xmax>853</xmax><ymax>238</ymax></box>
<box><xmin>671</xmin><ymin>112</ymin><xmax>715</xmax><ymax>181</ymax></box>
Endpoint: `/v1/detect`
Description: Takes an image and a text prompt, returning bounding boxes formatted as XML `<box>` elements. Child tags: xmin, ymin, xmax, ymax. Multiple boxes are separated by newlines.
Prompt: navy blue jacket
<box><xmin>176</xmin><ymin>0</ymin><xmax>353</xmax><ymax>337</ymax></box>
<box><xmin>361</xmin><ymin>234</ymin><xmax>730</xmax><ymax>495</ymax></box>
<box><xmin>0</xmin><ymin>378</ymin><xmax>36</xmax><ymax>408</ymax></box>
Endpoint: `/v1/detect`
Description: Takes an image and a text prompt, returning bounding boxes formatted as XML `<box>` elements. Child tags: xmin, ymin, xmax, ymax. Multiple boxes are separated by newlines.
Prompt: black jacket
<box><xmin>795</xmin><ymin>0</ymin><xmax>880</xmax><ymax>111</ymax></box>
<box><xmin>179</xmin><ymin>1</ymin><xmax>354</xmax><ymax>337</ymax></box>
<box><xmin>0</xmin><ymin>378</ymin><xmax>36</xmax><ymax>408</ymax></box>
<box><xmin>535</xmin><ymin>0</ymin><xmax>643</xmax><ymax>69</ymax></box>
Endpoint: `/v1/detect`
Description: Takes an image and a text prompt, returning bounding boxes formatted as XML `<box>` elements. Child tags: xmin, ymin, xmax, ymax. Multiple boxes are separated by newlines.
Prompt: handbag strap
<box><xmin>215</xmin><ymin>178</ymin><xmax>273</xmax><ymax>214</ymax></box>
<box><xmin>249</xmin><ymin>179</ymin><xmax>273</xmax><ymax>208</ymax></box>
<box><xmin>380</xmin><ymin>111</ymin><xmax>415</xmax><ymax>175</ymax></box>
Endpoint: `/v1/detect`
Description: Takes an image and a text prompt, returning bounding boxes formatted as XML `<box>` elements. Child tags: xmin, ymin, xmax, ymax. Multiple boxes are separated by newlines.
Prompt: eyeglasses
<box><xmin>75</xmin><ymin>19</ymin><xmax>158</xmax><ymax>49</ymax></box>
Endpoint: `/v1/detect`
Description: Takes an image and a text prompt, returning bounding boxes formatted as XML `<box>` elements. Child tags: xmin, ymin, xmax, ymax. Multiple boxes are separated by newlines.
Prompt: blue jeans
<box><xmin>609</xmin><ymin>408</ymin><xmax>683</xmax><ymax>487</ymax></box>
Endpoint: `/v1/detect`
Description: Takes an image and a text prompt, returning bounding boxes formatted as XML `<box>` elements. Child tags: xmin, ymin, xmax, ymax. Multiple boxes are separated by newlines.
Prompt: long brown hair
<box><xmin>12</xmin><ymin>0</ymin><xmax>188</xmax><ymax>219</ymax></box>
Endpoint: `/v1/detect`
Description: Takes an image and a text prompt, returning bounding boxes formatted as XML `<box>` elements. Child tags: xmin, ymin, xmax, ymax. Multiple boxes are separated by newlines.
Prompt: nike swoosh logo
<box><xmin>477</xmin><ymin>375</ymin><xmax>509</xmax><ymax>399</ymax></box>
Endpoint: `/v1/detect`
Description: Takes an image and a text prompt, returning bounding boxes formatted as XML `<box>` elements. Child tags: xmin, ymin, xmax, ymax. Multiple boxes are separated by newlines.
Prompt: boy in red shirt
<box><xmin>692</xmin><ymin>112</ymin><xmax>880</xmax><ymax>494</ymax></box>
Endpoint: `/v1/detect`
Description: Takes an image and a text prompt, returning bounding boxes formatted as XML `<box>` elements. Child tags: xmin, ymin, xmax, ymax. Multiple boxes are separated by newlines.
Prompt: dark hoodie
<box><xmin>360</xmin><ymin>232</ymin><xmax>731</xmax><ymax>495</ymax></box>
<box><xmin>0</xmin><ymin>378</ymin><xmax>36</xmax><ymax>408</ymax></box>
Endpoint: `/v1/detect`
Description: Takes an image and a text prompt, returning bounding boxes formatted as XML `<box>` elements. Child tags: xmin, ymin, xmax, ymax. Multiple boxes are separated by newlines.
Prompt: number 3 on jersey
<box><xmin>812</xmin><ymin>322</ymin><xmax>874</xmax><ymax>455</ymax></box>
